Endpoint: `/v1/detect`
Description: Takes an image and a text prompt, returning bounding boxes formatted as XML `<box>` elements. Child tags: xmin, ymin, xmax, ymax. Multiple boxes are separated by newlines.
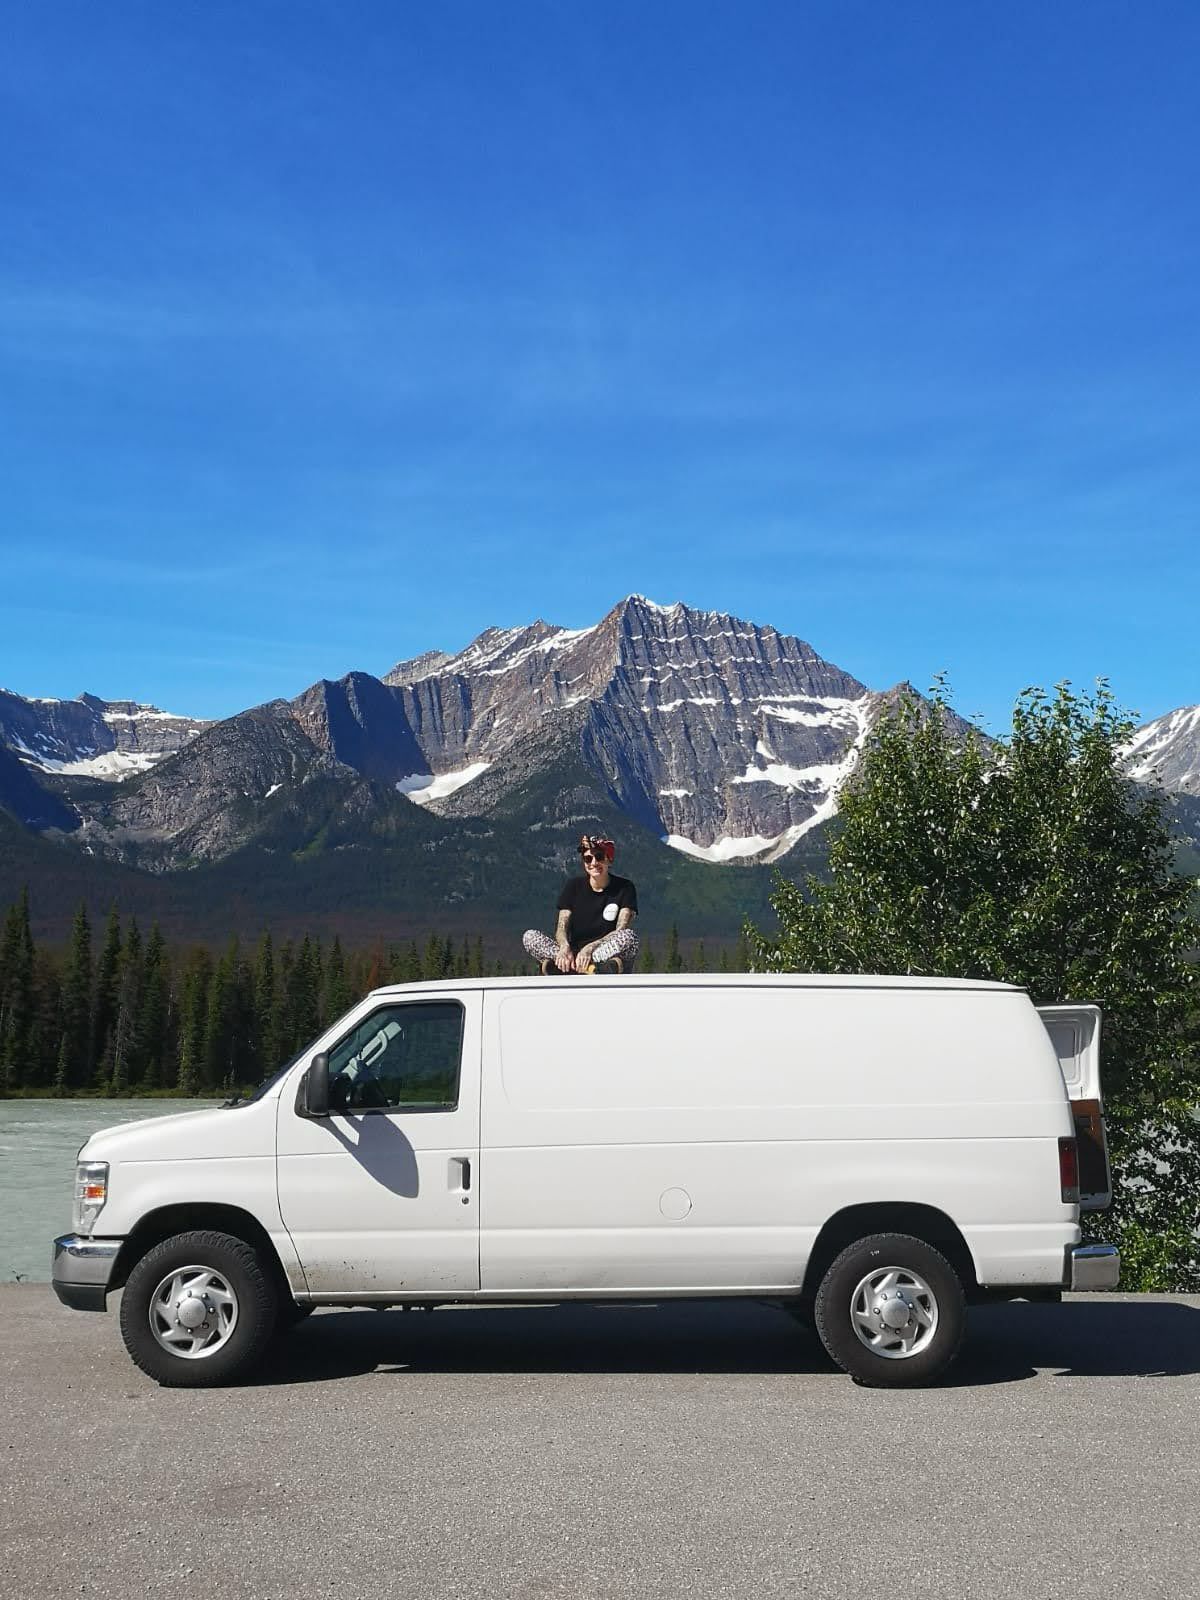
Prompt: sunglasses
<box><xmin>581</xmin><ymin>853</ymin><xmax>601</xmax><ymax>865</ymax></box>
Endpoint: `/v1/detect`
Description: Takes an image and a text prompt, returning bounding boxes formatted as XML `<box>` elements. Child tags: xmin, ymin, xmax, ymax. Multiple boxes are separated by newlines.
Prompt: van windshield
<box><xmin>223</xmin><ymin>1051</ymin><xmax>306</xmax><ymax>1108</ymax></box>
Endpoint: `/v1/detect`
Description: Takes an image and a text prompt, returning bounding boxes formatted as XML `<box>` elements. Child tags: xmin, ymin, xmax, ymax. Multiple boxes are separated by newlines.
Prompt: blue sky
<box><xmin>2</xmin><ymin>1</ymin><xmax>1197</xmax><ymax>732</ymax></box>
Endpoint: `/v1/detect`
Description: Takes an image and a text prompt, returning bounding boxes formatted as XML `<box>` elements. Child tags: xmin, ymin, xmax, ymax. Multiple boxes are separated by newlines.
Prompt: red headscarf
<box><xmin>578</xmin><ymin>833</ymin><xmax>615</xmax><ymax>864</ymax></box>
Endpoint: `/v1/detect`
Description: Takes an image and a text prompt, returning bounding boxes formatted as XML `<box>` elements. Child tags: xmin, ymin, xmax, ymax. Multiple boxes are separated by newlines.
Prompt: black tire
<box><xmin>814</xmin><ymin>1232</ymin><xmax>966</xmax><ymax>1387</ymax></box>
<box><xmin>119</xmin><ymin>1229</ymin><xmax>279</xmax><ymax>1388</ymax></box>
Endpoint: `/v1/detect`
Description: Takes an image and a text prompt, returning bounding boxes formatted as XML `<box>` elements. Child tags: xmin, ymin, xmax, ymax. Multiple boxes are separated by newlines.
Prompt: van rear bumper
<box><xmin>1066</xmin><ymin>1243</ymin><xmax>1120</xmax><ymax>1291</ymax></box>
<box><xmin>52</xmin><ymin>1234</ymin><xmax>120</xmax><ymax>1312</ymax></box>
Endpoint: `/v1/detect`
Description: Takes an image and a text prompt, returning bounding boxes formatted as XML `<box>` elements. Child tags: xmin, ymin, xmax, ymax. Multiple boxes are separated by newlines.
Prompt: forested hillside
<box><xmin>0</xmin><ymin>889</ymin><xmax>747</xmax><ymax>1099</ymax></box>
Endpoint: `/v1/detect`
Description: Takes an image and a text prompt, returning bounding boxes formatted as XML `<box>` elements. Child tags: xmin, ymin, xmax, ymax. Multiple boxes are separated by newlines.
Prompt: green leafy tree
<box><xmin>749</xmin><ymin>681</ymin><xmax>1200</xmax><ymax>1291</ymax></box>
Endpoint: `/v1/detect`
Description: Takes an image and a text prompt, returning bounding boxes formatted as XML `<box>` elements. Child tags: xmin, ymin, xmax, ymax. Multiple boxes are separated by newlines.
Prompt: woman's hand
<box><xmin>554</xmin><ymin>944</ymin><xmax>575</xmax><ymax>974</ymax></box>
<box><xmin>574</xmin><ymin>943</ymin><xmax>599</xmax><ymax>973</ymax></box>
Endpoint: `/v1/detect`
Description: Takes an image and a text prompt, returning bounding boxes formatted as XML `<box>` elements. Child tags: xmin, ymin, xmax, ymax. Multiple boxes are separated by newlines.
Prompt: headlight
<box><xmin>73</xmin><ymin>1161</ymin><xmax>109</xmax><ymax>1235</ymax></box>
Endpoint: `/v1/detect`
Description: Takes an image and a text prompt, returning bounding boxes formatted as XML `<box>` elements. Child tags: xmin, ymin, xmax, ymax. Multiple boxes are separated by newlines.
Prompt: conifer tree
<box><xmin>664</xmin><ymin>924</ymin><xmax>683</xmax><ymax>973</ymax></box>
<box><xmin>253</xmin><ymin>932</ymin><xmax>278</xmax><ymax>1079</ymax></box>
<box><xmin>424</xmin><ymin>932</ymin><xmax>448</xmax><ymax>981</ymax></box>
<box><xmin>137</xmin><ymin>925</ymin><xmax>170</xmax><ymax>1090</ymax></box>
<box><xmin>203</xmin><ymin>939</ymin><xmax>243</xmax><ymax>1091</ymax></box>
<box><xmin>0</xmin><ymin>887</ymin><xmax>34</xmax><ymax>1094</ymax></box>
<box><xmin>323</xmin><ymin>935</ymin><xmax>352</xmax><ymax>1023</ymax></box>
<box><xmin>29</xmin><ymin>947</ymin><xmax>62</xmax><ymax>1094</ymax></box>
<box><xmin>107</xmin><ymin>919</ymin><xmax>142</xmax><ymax>1096</ymax></box>
<box><xmin>285</xmin><ymin>936</ymin><xmax>322</xmax><ymax>1057</ymax></box>
<box><xmin>397</xmin><ymin>941</ymin><xmax>422</xmax><ymax>983</ymax></box>
<box><xmin>92</xmin><ymin>905</ymin><xmax>123</xmax><ymax>1088</ymax></box>
<box><xmin>176</xmin><ymin>950</ymin><xmax>212</xmax><ymax>1096</ymax></box>
<box><xmin>640</xmin><ymin>940</ymin><xmax>657</xmax><ymax>973</ymax></box>
<box><xmin>53</xmin><ymin>1032</ymin><xmax>70</xmax><ymax>1097</ymax></box>
<box><xmin>59</xmin><ymin>902</ymin><xmax>93</xmax><ymax>1092</ymax></box>
<box><xmin>274</xmin><ymin>939</ymin><xmax>296</xmax><ymax>1058</ymax></box>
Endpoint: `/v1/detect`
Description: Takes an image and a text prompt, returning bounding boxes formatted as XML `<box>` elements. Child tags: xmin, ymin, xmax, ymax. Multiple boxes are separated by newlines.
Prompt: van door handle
<box><xmin>450</xmin><ymin>1156</ymin><xmax>471</xmax><ymax>1194</ymax></box>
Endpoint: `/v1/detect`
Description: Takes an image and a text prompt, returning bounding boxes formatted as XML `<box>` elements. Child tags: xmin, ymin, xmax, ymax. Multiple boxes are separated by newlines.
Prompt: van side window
<box><xmin>326</xmin><ymin>1002</ymin><xmax>464</xmax><ymax>1113</ymax></box>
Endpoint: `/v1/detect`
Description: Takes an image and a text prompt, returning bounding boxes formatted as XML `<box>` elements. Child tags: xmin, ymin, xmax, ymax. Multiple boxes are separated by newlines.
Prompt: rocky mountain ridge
<box><xmin>0</xmin><ymin>689</ymin><xmax>207</xmax><ymax>780</ymax></box>
<box><xmin>1122</xmin><ymin>704</ymin><xmax>1200</xmax><ymax>798</ymax></box>
<box><xmin>299</xmin><ymin>595</ymin><xmax>891</xmax><ymax>862</ymax></box>
<box><xmin>2</xmin><ymin>598</ymin><xmax>1197</xmax><ymax>880</ymax></box>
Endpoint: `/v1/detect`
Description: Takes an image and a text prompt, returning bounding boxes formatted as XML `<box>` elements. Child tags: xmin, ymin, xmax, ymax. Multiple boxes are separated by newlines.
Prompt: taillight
<box><xmin>1058</xmin><ymin>1137</ymin><xmax>1080</xmax><ymax>1204</ymax></box>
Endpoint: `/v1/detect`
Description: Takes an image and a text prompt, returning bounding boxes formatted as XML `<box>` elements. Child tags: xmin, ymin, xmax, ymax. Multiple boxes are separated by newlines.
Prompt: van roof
<box><xmin>366</xmin><ymin>973</ymin><xmax>1022</xmax><ymax>999</ymax></box>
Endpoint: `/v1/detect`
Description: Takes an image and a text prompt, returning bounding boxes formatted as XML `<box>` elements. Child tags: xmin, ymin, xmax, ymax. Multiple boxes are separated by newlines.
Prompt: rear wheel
<box><xmin>814</xmin><ymin>1232</ymin><xmax>966</xmax><ymax>1387</ymax></box>
<box><xmin>119</xmin><ymin>1229</ymin><xmax>278</xmax><ymax>1387</ymax></box>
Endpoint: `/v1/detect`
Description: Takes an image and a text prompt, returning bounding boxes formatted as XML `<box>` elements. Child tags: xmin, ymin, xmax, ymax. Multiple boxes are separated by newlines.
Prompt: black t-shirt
<box><xmin>556</xmin><ymin>873</ymin><xmax>638</xmax><ymax>952</ymax></box>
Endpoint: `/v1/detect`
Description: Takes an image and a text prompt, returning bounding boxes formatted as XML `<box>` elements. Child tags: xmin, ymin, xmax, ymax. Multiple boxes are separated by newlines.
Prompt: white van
<box><xmin>52</xmin><ymin>974</ymin><xmax>1119</xmax><ymax>1388</ymax></box>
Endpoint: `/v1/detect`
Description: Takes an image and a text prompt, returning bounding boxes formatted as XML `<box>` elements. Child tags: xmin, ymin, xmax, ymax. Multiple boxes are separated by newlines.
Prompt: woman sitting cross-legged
<box><xmin>523</xmin><ymin>834</ymin><xmax>639</xmax><ymax>974</ymax></box>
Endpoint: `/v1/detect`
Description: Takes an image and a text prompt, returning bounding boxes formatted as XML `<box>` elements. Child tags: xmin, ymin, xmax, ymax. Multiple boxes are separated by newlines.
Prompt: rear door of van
<box><xmin>1037</xmin><ymin>1004</ymin><xmax>1112</xmax><ymax>1209</ymax></box>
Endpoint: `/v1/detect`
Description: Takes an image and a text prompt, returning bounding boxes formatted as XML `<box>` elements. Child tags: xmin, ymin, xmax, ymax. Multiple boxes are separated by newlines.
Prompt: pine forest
<box><xmin>0</xmin><ymin>889</ymin><xmax>745</xmax><ymax>1098</ymax></box>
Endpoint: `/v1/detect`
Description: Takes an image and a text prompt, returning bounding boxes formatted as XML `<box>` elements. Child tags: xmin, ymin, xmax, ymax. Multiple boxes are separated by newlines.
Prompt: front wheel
<box><xmin>814</xmin><ymin>1233</ymin><xmax>966</xmax><ymax>1387</ymax></box>
<box><xmin>119</xmin><ymin>1229</ymin><xmax>279</xmax><ymax>1387</ymax></box>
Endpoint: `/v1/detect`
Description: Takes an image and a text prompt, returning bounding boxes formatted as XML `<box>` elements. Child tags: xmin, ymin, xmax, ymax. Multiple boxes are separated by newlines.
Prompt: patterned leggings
<box><xmin>523</xmin><ymin>926</ymin><xmax>640</xmax><ymax>969</ymax></box>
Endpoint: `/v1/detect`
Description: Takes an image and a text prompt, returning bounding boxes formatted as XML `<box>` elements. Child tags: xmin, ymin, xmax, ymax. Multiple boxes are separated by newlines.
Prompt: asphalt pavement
<box><xmin>1</xmin><ymin>1285</ymin><xmax>1198</xmax><ymax>1600</ymax></box>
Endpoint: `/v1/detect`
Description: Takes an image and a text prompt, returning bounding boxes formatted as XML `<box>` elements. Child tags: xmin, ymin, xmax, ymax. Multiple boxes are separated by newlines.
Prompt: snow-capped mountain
<box><xmin>1</xmin><ymin>601</ymin><xmax>1196</xmax><ymax>876</ymax></box>
<box><xmin>0</xmin><ymin>690</ymin><xmax>207</xmax><ymax>780</ymax></box>
<box><xmin>296</xmin><ymin>595</ymin><xmax>890</xmax><ymax>863</ymax></box>
<box><xmin>1122</xmin><ymin>704</ymin><xmax>1200</xmax><ymax>798</ymax></box>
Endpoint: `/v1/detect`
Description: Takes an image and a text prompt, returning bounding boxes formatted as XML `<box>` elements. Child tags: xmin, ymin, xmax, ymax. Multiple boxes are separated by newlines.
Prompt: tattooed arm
<box><xmin>616</xmin><ymin>907</ymin><xmax>637</xmax><ymax>932</ymax></box>
<box><xmin>554</xmin><ymin>909</ymin><xmax>574</xmax><ymax>972</ymax></box>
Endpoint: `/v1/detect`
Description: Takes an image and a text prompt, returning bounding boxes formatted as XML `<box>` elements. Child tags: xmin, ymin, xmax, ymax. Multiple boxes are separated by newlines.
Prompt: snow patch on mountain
<box><xmin>1122</xmin><ymin>704</ymin><xmax>1200</xmax><ymax>797</ymax></box>
<box><xmin>664</xmin><ymin>831</ymin><xmax>785</xmax><ymax>863</ymax></box>
<box><xmin>397</xmin><ymin>762</ymin><xmax>492</xmax><ymax>804</ymax></box>
<box><xmin>17</xmin><ymin>744</ymin><xmax>164</xmax><ymax>780</ymax></box>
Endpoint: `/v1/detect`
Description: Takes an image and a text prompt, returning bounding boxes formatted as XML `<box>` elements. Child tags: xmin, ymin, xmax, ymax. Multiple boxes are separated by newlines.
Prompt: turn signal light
<box><xmin>73</xmin><ymin>1160</ymin><xmax>109</xmax><ymax>1234</ymax></box>
<box><xmin>1058</xmin><ymin>1137</ymin><xmax>1080</xmax><ymax>1204</ymax></box>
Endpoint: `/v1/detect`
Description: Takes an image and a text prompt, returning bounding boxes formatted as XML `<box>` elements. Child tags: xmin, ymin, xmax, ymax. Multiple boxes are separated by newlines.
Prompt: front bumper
<box><xmin>52</xmin><ymin>1234</ymin><xmax>121</xmax><ymax>1312</ymax></box>
<box><xmin>1066</xmin><ymin>1243</ymin><xmax>1120</xmax><ymax>1291</ymax></box>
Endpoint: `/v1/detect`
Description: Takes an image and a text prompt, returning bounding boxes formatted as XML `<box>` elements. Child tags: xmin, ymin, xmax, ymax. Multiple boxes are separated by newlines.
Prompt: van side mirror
<box><xmin>303</xmin><ymin>1052</ymin><xmax>330</xmax><ymax>1118</ymax></box>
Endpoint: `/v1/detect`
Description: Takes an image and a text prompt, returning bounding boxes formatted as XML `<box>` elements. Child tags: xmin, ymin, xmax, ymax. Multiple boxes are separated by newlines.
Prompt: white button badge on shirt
<box><xmin>603</xmin><ymin>903</ymin><xmax>619</xmax><ymax>921</ymax></box>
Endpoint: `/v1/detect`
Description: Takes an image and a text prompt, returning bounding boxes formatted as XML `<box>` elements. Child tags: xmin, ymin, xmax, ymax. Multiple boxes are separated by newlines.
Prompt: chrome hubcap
<box><xmin>850</xmin><ymin>1266</ymin><xmax>938</xmax><ymax>1359</ymax></box>
<box><xmin>149</xmin><ymin>1265</ymin><xmax>239</xmax><ymax>1359</ymax></box>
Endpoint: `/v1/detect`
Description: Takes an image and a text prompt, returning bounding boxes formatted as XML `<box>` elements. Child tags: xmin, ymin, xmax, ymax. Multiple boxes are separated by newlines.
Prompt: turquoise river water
<box><xmin>0</xmin><ymin>1099</ymin><xmax>219</xmax><ymax>1283</ymax></box>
